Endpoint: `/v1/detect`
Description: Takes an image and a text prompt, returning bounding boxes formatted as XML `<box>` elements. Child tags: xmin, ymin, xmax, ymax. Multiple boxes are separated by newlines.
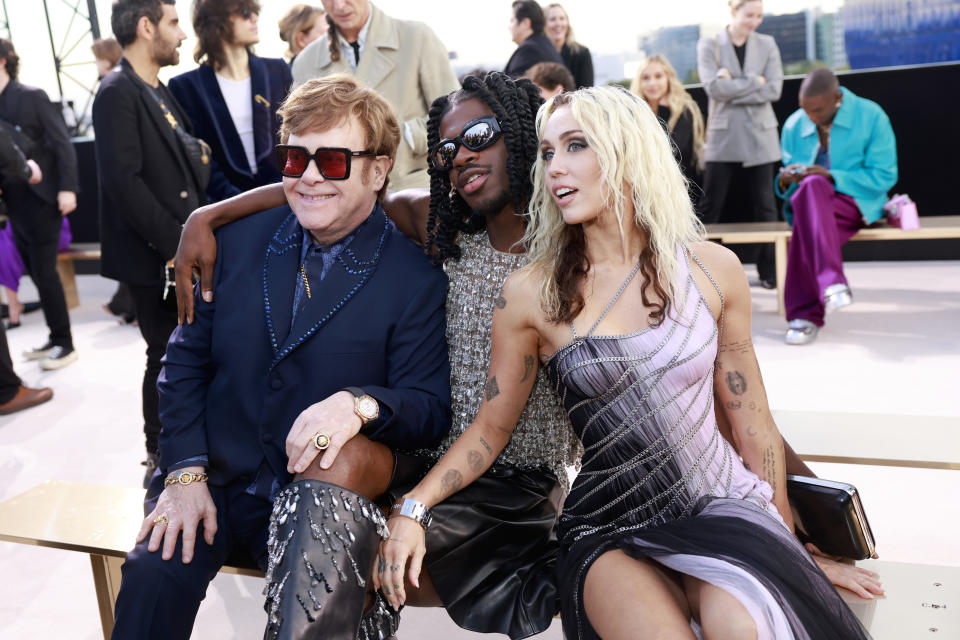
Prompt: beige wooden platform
<box><xmin>773</xmin><ymin>410</ymin><xmax>960</xmax><ymax>471</ymax></box>
<box><xmin>2</xmin><ymin>479</ymin><xmax>957</xmax><ymax>639</ymax></box>
<box><xmin>705</xmin><ymin>215</ymin><xmax>960</xmax><ymax>315</ymax></box>
<box><xmin>0</xmin><ymin>480</ymin><xmax>260</xmax><ymax>639</ymax></box>
<box><xmin>56</xmin><ymin>242</ymin><xmax>101</xmax><ymax>309</ymax></box>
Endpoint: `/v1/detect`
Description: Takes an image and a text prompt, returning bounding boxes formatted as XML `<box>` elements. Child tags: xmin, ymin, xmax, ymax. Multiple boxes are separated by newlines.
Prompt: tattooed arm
<box><xmin>692</xmin><ymin>242</ymin><xmax>794</xmax><ymax>533</ymax></box>
<box><xmin>376</xmin><ymin>271</ymin><xmax>542</xmax><ymax>608</ymax></box>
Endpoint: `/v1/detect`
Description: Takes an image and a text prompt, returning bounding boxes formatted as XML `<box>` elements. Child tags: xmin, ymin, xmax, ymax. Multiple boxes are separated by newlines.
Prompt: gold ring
<box><xmin>313</xmin><ymin>433</ymin><xmax>330</xmax><ymax>450</ymax></box>
<box><xmin>154</xmin><ymin>513</ymin><xmax>169</xmax><ymax>525</ymax></box>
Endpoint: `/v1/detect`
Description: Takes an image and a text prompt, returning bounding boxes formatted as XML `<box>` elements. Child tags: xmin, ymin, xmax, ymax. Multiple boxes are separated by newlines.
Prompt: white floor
<box><xmin>0</xmin><ymin>261</ymin><xmax>958</xmax><ymax>639</ymax></box>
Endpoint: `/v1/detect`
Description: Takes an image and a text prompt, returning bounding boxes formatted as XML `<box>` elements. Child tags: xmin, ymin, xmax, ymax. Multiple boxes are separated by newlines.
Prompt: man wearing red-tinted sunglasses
<box><xmin>111</xmin><ymin>74</ymin><xmax>451</xmax><ymax>640</ymax></box>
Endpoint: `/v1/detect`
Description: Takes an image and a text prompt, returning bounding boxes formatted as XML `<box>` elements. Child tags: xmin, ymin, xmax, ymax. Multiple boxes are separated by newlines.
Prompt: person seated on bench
<box><xmin>776</xmin><ymin>68</ymin><xmax>897</xmax><ymax>345</ymax></box>
<box><xmin>109</xmin><ymin>74</ymin><xmax>451</xmax><ymax>640</ymax></box>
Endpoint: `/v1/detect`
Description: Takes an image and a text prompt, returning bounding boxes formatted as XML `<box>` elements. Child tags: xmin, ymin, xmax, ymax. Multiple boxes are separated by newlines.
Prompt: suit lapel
<box><xmin>123</xmin><ymin>61</ymin><xmax>183</xmax><ymax>163</ymax></box>
<box><xmin>198</xmin><ymin>65</ymin><xmax>251</xmax><ymax>178</ymax></box>
<box><xmin>356</xmin><ymin>6</ymin><xmax>398</xmax><ymax>90</ymax></box>
<box><xmin>248</xmin><ymin>55</ymin><xmax>274</xmax><ymax>168</ymax></box>
<box><xmin>743</xmin><ymin>32</ymin><xmax>762</xmax><ymax>76</ymax></box>
<box><xmin>263</xmin><ymin>211</ymin><xmax>301</xmax><ymax>355</ymax></box>
<box><xmin>273</xmin><ymin>206</ymin><xmax>391</xmax><ymax>363</ymax></box>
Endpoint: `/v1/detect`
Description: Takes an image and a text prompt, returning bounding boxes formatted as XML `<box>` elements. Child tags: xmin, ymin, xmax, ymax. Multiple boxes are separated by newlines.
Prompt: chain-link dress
<box><xmin>389</xmin><ymin>231</ymin><xmax>582</xmax><ymax>639</ymax></box>
<box><xmin>547</xmin><ymin>248</ymin><xmax>870</xmax><ymax>640</ymax></box>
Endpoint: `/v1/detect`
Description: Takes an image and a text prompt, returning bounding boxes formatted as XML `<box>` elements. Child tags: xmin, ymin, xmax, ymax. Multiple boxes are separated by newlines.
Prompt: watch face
<box><xmin>358</xmin><ymin>396</ymin><xmax>378</xmax><ymax>419</ymax></box>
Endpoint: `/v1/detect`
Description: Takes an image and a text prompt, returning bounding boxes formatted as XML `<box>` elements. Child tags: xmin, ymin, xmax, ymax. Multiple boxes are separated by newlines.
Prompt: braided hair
<box><xmin>425</xmin><ymin>71</ymin><xmax>543</xmax><ymax>262</ymax></box>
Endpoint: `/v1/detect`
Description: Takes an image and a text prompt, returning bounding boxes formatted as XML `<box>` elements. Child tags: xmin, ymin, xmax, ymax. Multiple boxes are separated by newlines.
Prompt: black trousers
<box><xmin>6</xmin><ymin>188</ymin><xmax>73</xmax><ymax>348</ymax></box>
<box><xmin>128</xmin><ymin>283</ymin><xmax>178</xmax><ymax>455</ymax></box>
<box><xmin>0</xmin><ymin>323</ymin><xmax>22</xmax><ymax>403</ymax></box>
<box><xmin>700</xmin><ymin>161</ymin><xmax>777</xmax><ymax>282</ymax></box>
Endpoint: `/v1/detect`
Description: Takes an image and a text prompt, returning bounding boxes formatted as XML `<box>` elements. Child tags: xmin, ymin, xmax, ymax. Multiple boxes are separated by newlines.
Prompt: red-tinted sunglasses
<box><xmin>275</xmin><ymin>145</ymin><xmax>376</xmax><ymax>180</ymax></box>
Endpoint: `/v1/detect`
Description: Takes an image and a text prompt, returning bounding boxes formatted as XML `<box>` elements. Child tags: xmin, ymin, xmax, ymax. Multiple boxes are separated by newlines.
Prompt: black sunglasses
<box><xmin>235</xmin><ymin>7</ymin><xmax>257</xmax><ymax>19</ymax></box>
<box><xmin>431</xmin><ymin>116</ymin><xmax>502</xmax><ymax>171</ymax></box>
<box><xmin>275</xmin><ymin>145</ymin><xmax>376</xmax><ymax>180</ymax></box>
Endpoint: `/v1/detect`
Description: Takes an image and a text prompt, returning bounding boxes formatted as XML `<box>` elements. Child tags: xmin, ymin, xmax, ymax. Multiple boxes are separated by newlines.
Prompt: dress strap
<box><xmin>686</xmin><ymin>247</ymin><xmax>725</xmax><ymax>349</ymax></box>
<box><xmin>579</xmin><ymin>259</ymin><xmax>643</xmax><ymax>338</ymax></box>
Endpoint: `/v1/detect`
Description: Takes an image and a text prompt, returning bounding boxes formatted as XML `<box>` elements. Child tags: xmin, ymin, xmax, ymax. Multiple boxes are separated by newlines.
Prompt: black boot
<box><xmin>263</xmin><ymin>480</ymin><xmax>390</xmax><ymax>640</ymax></box>
<box><xmin>357</xmin><ymin>591</ymin><xmax>401</xmax><ymax>640</ymax></box>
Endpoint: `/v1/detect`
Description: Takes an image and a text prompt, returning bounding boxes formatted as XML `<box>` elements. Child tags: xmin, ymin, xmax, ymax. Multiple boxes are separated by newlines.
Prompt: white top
<box><xmin>215</xmin><ymin>73</ymin><xmax>257</xmax><ymax>174</ymax></box>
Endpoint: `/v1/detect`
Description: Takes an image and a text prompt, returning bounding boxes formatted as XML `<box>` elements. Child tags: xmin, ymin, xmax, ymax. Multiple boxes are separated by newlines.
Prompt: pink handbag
<box><xmin>883</xmin><ymin>194</ymin><xmax>920</xmax><ymax>230</ymax></box>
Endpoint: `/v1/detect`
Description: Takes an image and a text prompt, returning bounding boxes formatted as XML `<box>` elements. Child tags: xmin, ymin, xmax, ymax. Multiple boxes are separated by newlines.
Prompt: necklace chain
<box><xmin>300</xmin><ymin>264</ymin><xmax>311</xmax><ymax>299</ymax></box>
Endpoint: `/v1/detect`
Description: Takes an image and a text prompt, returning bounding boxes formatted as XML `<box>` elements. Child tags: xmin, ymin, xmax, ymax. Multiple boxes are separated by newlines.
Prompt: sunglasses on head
<box><xmin>275</xmin><ymin>145</ymin><xmax>376</xmax><ymax>180</ymax></box>
<box><xmin>431</xmin><ymin>116</ymin><xmax>502</xmax><ymax>171</ymax></box>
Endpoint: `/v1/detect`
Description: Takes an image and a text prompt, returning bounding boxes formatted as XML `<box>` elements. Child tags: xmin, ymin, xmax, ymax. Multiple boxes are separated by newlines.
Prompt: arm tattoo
<box><xmin>719</xmin><ymin>338</ymin><xmax>752</xmax><ymax>356</ymax></box>
<box><xmin>762</xmin><ymin>443</ymin><xmax>778</xmax><ymax>493</ymax></box>
<box><xmin>484</xmin><ymin>376</ymin><xmax>500</xmax><ymax>401</ymax></box>
<box><xmin>440</xmin><ymin>469</ymin><xmax>463</xmax><ymax>498</ymax></box>
<box><xmin>494</xmin><ymin>294</ymin><xmax>507</xmax><ymax>309</ymax></box>
<box><xmin>726</xmin><ymin>400</ymin><xmax>742</xmax><ymax>410</ymax></box>
<box><xmin>725</xmin><ymin>371</ymin><xmax>747</xmax><ymax>396</ymax></box>
<box><xmin>478</xmin><ymin>436</ymin><xmax>493</xmax><ymax>455</ymax></box>
<box><xmin>520</xmin><ymin>355</ymin><xmax>535</xmax><ymax>383</ymax></box>
<box><xmin>467</xmin><ymin>450</ymin><xmax>484</xmax><ymax>472</ymax></box>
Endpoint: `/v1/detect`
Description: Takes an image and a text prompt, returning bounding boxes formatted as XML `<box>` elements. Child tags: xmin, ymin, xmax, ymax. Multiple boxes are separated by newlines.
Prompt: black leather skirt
<box><xmin>387</xmin><ymin>452</ymin><xmax>565</xmax><ymax>640</ymax></box>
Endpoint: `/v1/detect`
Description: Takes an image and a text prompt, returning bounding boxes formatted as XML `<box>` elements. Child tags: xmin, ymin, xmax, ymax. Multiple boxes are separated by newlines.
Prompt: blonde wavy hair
<box><xmin>545</xmin><ymin>3</ymin><xmax>582</xmax><ymax>52</ymax></box>
<box><xmin>525</xmin><ymin>86</ymin><xmax>704</xmax><ymax>324</ymax></box>
<box><xmin>630</xmin><ymin>54</ymin><xmax>705</xmax><ymax>167</ymax></box>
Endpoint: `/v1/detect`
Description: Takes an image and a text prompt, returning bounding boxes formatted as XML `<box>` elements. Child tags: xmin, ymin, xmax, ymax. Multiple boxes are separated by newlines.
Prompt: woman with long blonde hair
<box><xmin>544</xmin><ymin>3</ymin><xmax>594</xmax><ymax>88</ymax></box>
<box><xmin>631</xmin><ymin>54</ymin><xmax>705</xmax><ymax>190</ymax></box>
<box><xmin>380</xmin><ymin>86</ymin><xmax>871</xmax><ymax>639</ymax></box>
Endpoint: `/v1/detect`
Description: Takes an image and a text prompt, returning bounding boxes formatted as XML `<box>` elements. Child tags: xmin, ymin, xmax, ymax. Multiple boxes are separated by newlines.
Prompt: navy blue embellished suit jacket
<box><xmin>156</xmin><ymin>204</ymin><xmax>451</xmax><ymax>491</ymax></box>
<box><xmin>168</xmin><ymin>55</ymin><xmax>292</xmax><ymax>203</ymax></box>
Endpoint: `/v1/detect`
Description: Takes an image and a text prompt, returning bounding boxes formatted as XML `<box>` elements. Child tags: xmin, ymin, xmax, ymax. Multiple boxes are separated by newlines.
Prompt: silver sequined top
<box><xmin>418</xmin><ymin>232</ymin><xmax>582</xmax><ymax>489</ymax></box>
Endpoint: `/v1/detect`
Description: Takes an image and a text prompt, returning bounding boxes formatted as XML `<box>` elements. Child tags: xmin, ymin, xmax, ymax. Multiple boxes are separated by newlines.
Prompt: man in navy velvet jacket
<box><xmin>110</xmin><ymin>74</ymin><xmax>450</xmax><ymax>640</ymax></box>
<box><xmin>169</xmin><ymin>0</ymin><xmax>292</xmax><ymax>203</ymax></box>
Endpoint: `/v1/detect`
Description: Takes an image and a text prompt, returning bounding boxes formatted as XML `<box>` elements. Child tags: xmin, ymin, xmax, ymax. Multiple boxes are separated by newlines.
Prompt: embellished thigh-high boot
<box><xmin>263</xmin><ymin>479</ymin><xmax>393</xmax><ymax>640</ymax></box>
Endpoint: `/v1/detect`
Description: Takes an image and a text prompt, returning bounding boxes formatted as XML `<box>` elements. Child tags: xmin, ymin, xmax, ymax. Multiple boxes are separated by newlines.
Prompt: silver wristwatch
<box><xmin>391</xmin><ymin>498</ymin><xmax>433</xmax><ymax>530</ymax></box>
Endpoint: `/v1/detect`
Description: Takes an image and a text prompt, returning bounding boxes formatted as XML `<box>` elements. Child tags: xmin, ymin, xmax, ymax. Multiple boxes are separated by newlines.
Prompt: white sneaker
<box><xmin>785</xmin><ymin>319</ymin><xmax>818</xmax><ymax>345</ymax></box>
<box><xmin>39</xmin><ymin>345</ymin><xmax>78</xmax><ymax>370</ymax></box>
<box><xmin>823</xmin><ymin>283</ymin><xmax>853</xmax><ymax>313</ymax></box>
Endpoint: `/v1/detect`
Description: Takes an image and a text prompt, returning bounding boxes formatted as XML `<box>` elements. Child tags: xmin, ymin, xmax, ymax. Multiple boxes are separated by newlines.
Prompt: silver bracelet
<box><xmin>390</xmin><ymin>498</ymin><xmax>433</xmax><ymax>530</ymax></box>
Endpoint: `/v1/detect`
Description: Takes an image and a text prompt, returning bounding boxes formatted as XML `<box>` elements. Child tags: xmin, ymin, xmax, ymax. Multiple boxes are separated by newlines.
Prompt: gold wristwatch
<box><xmin>164</xmin><ymin>471</ymin><xmax>209</xmax><ymax>487</ymax></box>
<box><xmin>344</xmin><ymin>386</ymin><xmax>379</xmax><ymax>425</ymax></box>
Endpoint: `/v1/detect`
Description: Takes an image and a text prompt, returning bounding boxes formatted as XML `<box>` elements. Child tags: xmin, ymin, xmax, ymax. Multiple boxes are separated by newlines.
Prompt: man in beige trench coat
<box><xmin>293</xmin><ymin>0</ymin><xmax>460</xmax><ymax>190</ymax></box>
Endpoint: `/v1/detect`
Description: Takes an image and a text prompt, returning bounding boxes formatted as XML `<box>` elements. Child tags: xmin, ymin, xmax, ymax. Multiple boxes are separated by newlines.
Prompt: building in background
<box><xmin>639</xmin><ymin>24</ymin><xmax>701</xmax><ymax>83</ymax></box>
<box><xmin>816</xmin><ymin>11</ymin><xmax>848</xmax><ymax>69</ymax></box>
<box><xmin>756</xmin><ymin>11</ymin><xmax>813</xmax><ymax>65</ymax></box>
<box><xmin>842</xmin><ymin>0</ymin><xmax>960</xmax><ymax>69</ymax></box>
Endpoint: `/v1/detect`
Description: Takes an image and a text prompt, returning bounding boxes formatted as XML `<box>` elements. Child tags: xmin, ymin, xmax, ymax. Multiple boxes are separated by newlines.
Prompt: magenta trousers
<box><xmin>785</xmin><ymin>175</ymin><xmax>863</xmax><ymax>326</ymax></box>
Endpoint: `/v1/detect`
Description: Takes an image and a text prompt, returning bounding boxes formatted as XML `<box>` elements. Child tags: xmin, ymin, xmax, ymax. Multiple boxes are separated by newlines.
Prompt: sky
<box><xmin>3</xmin><ymin>0</ymin><xmax>842</xmax><ymax>121</ymax></box>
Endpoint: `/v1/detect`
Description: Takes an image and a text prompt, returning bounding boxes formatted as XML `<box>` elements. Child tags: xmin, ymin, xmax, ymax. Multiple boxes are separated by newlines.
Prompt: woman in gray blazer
<box><xmin>697</xmin><ymin>0</ymin><xmax>783</xmax><ymax>287</ymax></box>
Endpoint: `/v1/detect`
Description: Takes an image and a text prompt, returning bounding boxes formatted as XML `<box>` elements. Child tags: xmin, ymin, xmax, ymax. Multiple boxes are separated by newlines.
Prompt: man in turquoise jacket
<box><xmin>776</xmin><ymin>69</ymin><xmax>897</xmax><ymax>345</ymax></box>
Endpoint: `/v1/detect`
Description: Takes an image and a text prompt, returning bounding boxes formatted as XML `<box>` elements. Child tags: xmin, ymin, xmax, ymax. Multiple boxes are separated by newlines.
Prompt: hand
<box><xmin>285</xmin><ymin>391</ymin><xmax>363</xmax><ymax>474</ymax></box>
<box><xmin>57</xmin><ymin>190</ymin><xmax>77</xmax><ymax>215</ymax></box>
<box><xmin>802</xmin><ymin>164</ymin><xmax>833</xmax><ymax>181</ymax></box>
<box><xmin>717</xmin><ymin>67</ymin><xmax>732</xmax><ymax>79</ymax></box>
<box><xmin>757</xmin><ymin>75</ymin><xmax>767</xmax><ymax>85</ymax></box>
<box><xmin>778</xmin><ymin>164</ymin><xmax>806</xmax><ymax>188</ymax></box>
<box><xmin>26</xmin><ymin>160</ymin><xmax>42</xmax><ymax>184</ymax></box>
<box><xmin>375</xmin><ymin>515</ymin><xmax>427</xmax><ymax>610</ymax></box>
<box><xmin>810</xmin><ymin>551</ymin><xmax>884</xmax><ymax>599</ymax></box>
<box><xmin>137</xmin><ymin>472</ymin><xmax>218</xmax><ymax>564</ymax></box>
<box><xmin>175</xmin><ymin>207</ymin><xmax>218</xmax><ymax>324</ymax></box>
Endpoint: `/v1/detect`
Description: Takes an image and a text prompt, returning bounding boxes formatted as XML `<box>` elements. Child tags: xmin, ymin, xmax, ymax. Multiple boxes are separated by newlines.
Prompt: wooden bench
<box><xmin>1</xmin><ymin>479</ymin><xmax>957</xmax><ymax>639</ymax></box>
<box><xmin>0</xmin><ymin>481</ymin><xmax>259</xmax><ymax>638</ymax></box>
<box><xmin>705</xmin><ymin>215</ymin><xmax>960</xmax><ymax>315</ymax></box>
<box><xmin>56</xmin><ymin>242</ymin><xmax>101</xmax><ymax>309</ymax></box>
